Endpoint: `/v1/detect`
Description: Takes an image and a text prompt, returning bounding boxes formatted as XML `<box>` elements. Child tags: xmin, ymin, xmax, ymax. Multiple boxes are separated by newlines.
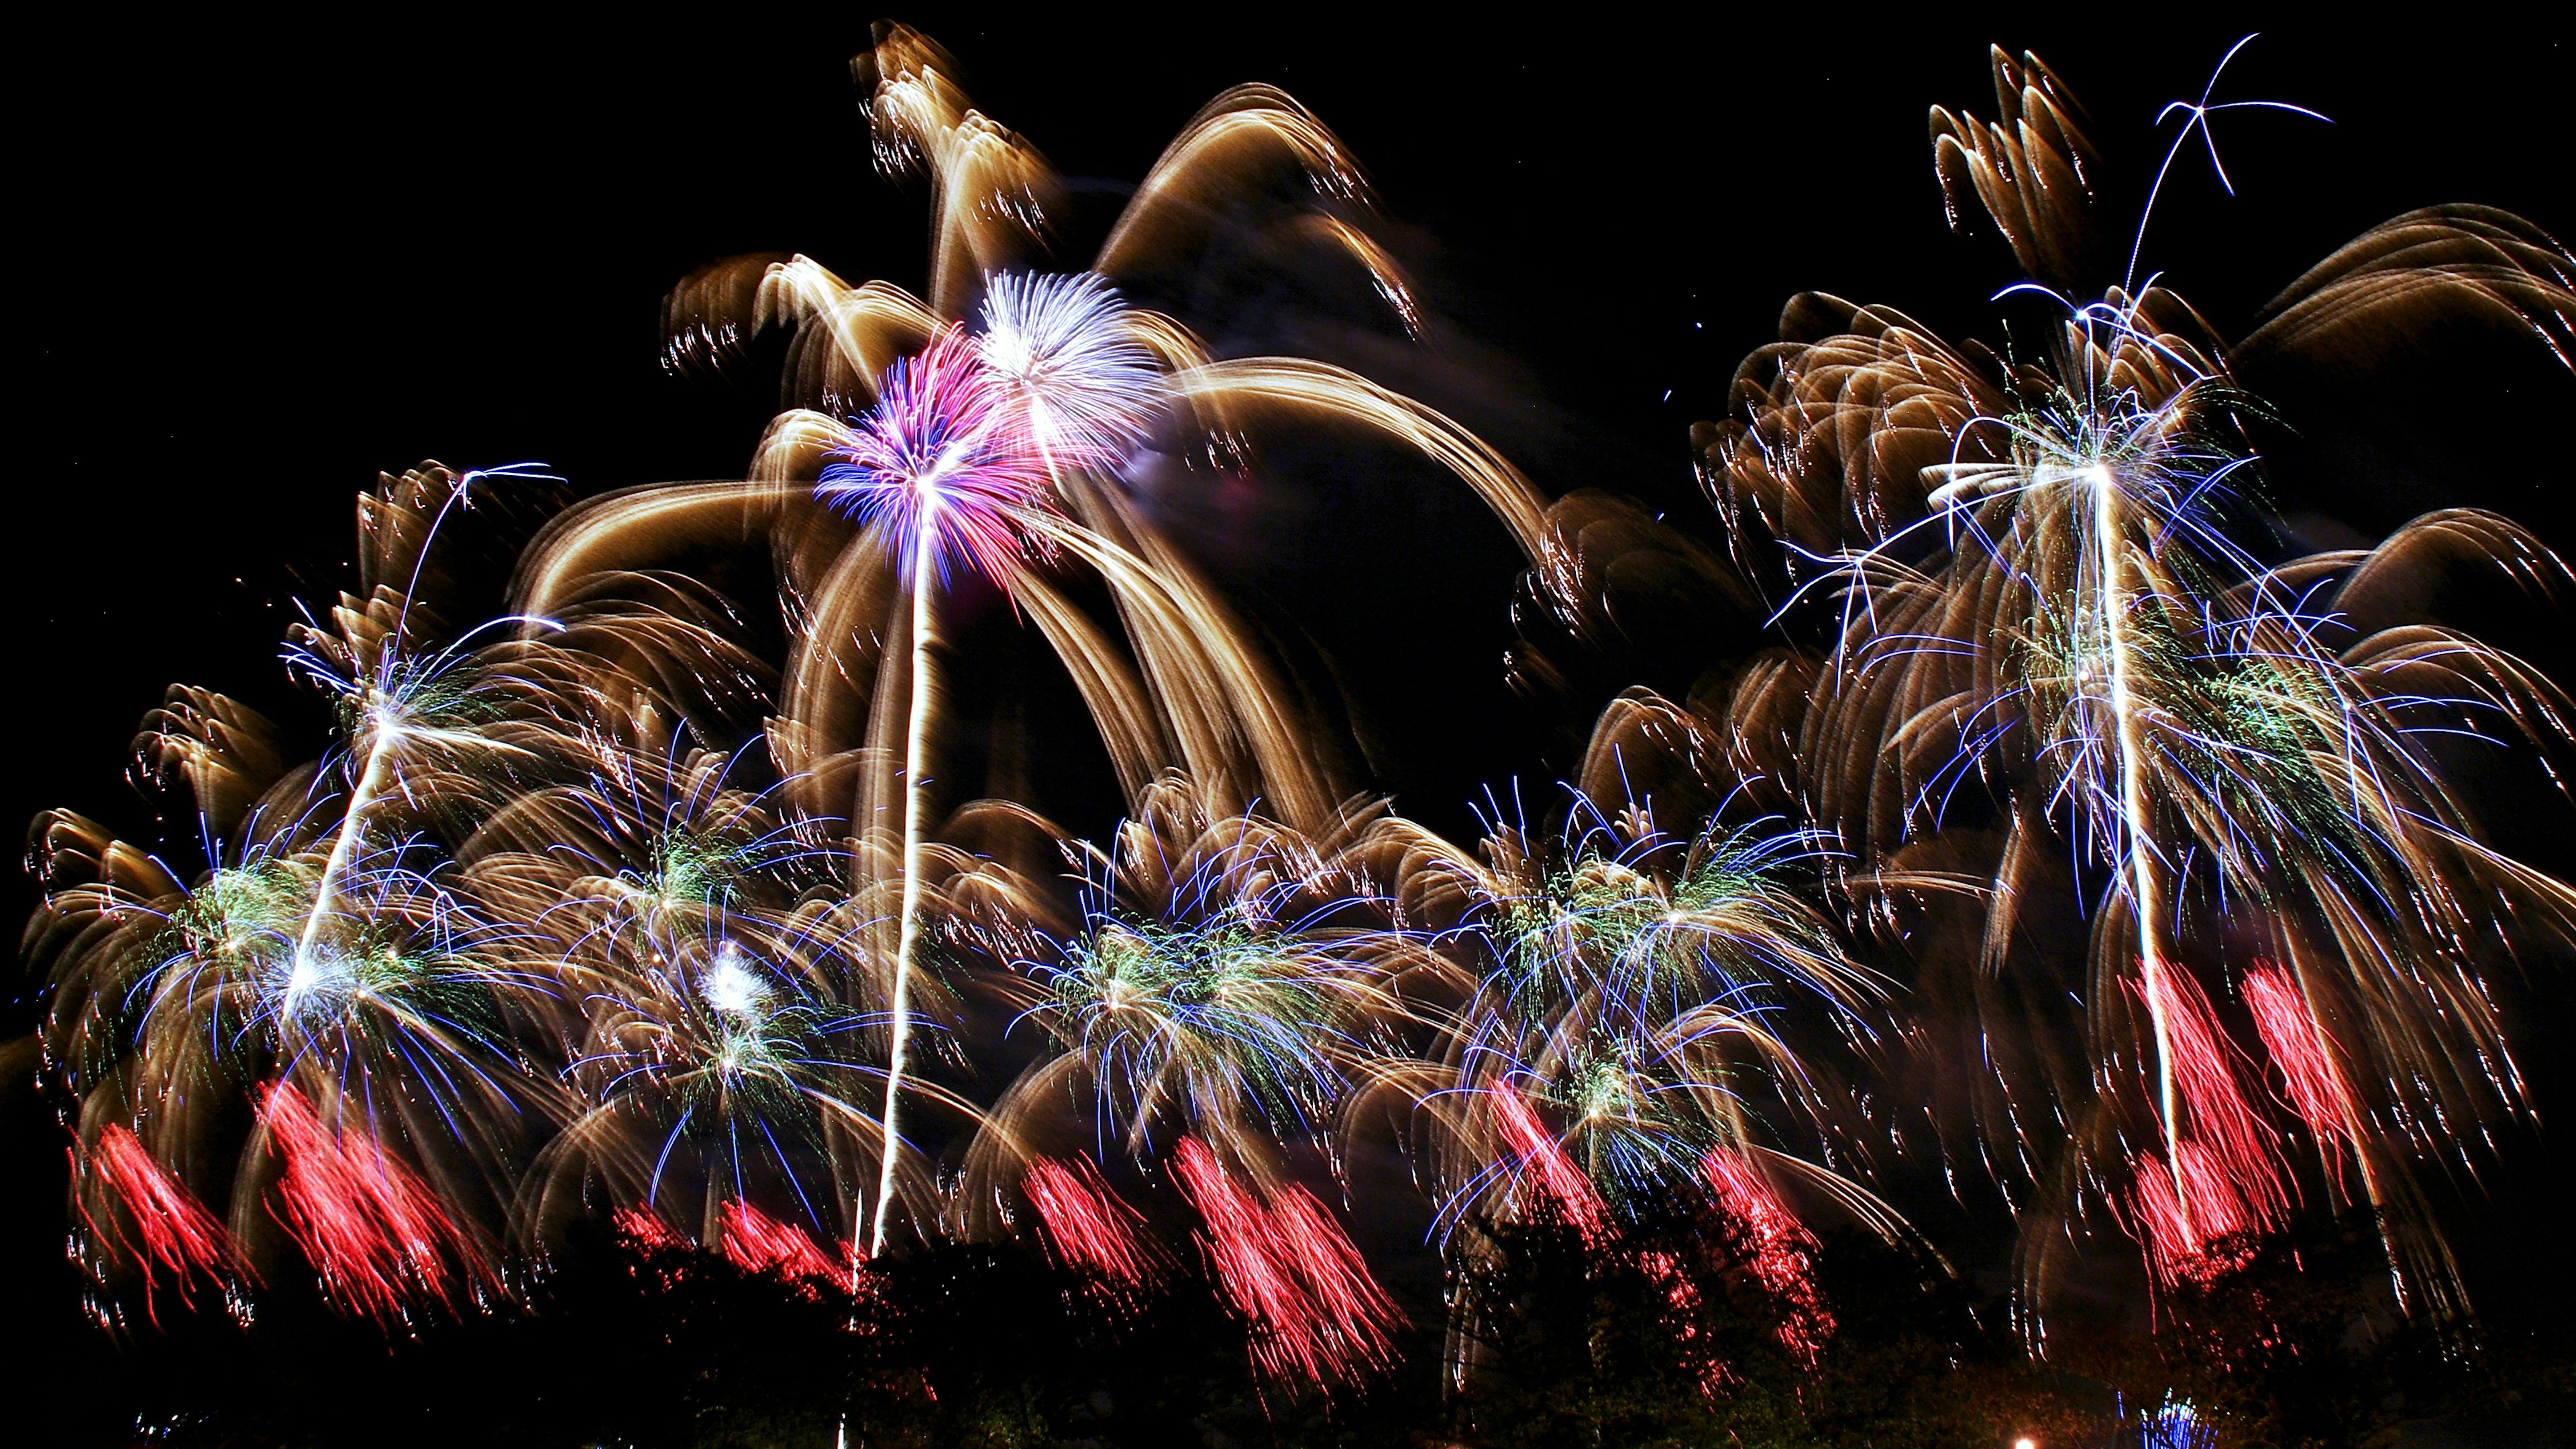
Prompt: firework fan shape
<box><xmin>942</xmin><ymin>777</ymin><xmax>1423</xmax><ymax>1381</ymax></box>
<box><xmin>816</xmin><ymin>325</ymin><xmax>1055</xmax><ymax>590</ymax></box>
<box><xmin>515</xmin><ymin>19</ymin><xmax>1557</xmax><ymax>1256</ymax></box>
<box><xmin>1695</xmin><ymin>42</ymin><xmax>2576</xmax><ymax>1318</ymax></box>
<box><xmin>31</xmin><ymin>466</ymin><xmax>599</xmax><ymax>1326</ymax></box>
<box><xmin>15</xmin><ymin>25</ymin><xmax>2573</xmax><ymax>1427</ymax></box>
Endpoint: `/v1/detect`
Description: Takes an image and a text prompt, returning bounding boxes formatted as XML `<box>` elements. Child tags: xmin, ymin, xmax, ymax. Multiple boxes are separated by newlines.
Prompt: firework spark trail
<box><xmin>1703</xmin><ymin>1148</ymin><xmax>1834</xmax><ymax>1365</ymax></box>
<box><xmin>880</xmin><ymin>521</ymin><xmax>938</xmax><ymax>1256</ymax></box>
<box><xmin>83</xmin><ymin>1126</ymin><xmax>241</xmax><ymax>1324</ymax></box>
<box><xmin>1171</xmin><ymin>1136</ymin><xmax>1401</xmax><ymax>1387</ymax></box>
<box><xmin>1489</xmin><ymin>1087</ymin><xmax>1607</xmax><ymax>1240</ymax></box>
<box><xmin>2127</xmin><ymin>1138</ymin><xmax>2268</xmax><ymax>1287</ymax></box>
<box><xmin>1022</xmin><ymin>1155</ymin><xmax>1157</xmax><ymax>1289</ymax></box>
<box><xmin>818</xmin><ymin>325</ymin><xmax>1051</xmax><ymax>1251</ymax></box>
<box><xmin>719</xmin><ymin>1198</ymin><xmax>852</xmax><ymax>1285</ymax></box>
<box><xmin>614</xmin><ymin>1206</ymin><xmax>686</xmax><ymax>1253</ymax></box>
<box><xmin>2126</xmin><ymin>967</ymin><xmax>2288</xmax><ymax>1259</ymax></box>
<box><xmin>2242</xmin><ymin>965</ymin><xmax>2356</xmax><ymax>1181</ymax></box>
<box><xmin>2078</xmin><ymin>453</ymin><xmax>2189</xmax><ymax>1193</ymax></box>
<box><xmin>262</xmin><ymin>1082</ymin><xmax>485</xmax><ymax>1323</ymax></box>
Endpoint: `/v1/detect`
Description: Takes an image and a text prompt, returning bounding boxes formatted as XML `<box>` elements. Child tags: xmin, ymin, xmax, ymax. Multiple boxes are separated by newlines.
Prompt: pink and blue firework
<box><xmin>817</xmin><ymin>326</ymin><xmax>1052</xmax><ymax>586</ymax></box>
<box><xmin>977</xmin><ymin>271</ymin><xmax>1163</xmax><ymax>468</ymax></box>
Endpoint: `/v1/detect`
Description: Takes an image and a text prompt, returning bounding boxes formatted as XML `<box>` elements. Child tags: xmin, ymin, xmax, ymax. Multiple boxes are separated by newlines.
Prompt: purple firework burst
<box><xmin>818</xmin><ymin>326</ymin><xmax>1053</xmax><ymax>586</ymax></box>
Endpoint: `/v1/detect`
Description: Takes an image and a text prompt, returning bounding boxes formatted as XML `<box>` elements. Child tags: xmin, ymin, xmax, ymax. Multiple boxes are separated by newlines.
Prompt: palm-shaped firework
<box><xmin>1697</xmin><ymin>44</ymin><xmax>2576</xmax><ymax>1315</ymax></box>
<box><xmin>950</xmin><ymin>778</ymin><xmax>1415</xmax><ymax>1383</ymax></box>
<box><xmin>1381</xmin><ymin>787</ymin><xmax>1894</xmax><ymax>1382</ymax></box>
<box><xmin>515</xmin><ymin>23</ymin><xmax>1558</xmax><ymax>1255</ymax></box>
<box><xmin>476</xmin><ymin>710</ymin><xmax>886</xmax><ymax>1268</ymax></box>
<box><xmin>1418</xmin><ymin>794</ymin><xmax>1881</xmax><ymax>1234</ymax></box>
<box><xmin>31</xmin><ymin>466</ymin><xmax>579</xmax><ymax>1324</ymax></box>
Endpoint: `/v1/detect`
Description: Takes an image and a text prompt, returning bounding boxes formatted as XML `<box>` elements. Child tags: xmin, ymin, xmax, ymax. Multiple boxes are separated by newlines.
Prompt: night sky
<box><xmin>11</xmin><ymin>7</ymin><xmax>2573</xmax><ymax>1426</ymax></box>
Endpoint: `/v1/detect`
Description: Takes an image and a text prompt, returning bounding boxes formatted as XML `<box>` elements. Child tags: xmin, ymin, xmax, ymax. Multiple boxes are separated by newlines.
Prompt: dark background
<box><xmin>9</xmin><ymin>3</ymin><xmax>2571</xmax><ymax>1422</ymax></box>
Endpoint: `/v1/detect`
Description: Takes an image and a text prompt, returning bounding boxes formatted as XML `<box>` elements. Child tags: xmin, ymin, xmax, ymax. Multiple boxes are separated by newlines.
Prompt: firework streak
<box><xmin>23</xmin><ymin>25</ymin><xmax>2576</xmax><ymax>1402</ymax></box>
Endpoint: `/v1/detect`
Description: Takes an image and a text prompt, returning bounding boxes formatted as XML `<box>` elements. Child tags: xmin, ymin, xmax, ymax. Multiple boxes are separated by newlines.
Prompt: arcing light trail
<box><xmin>814</xmin><ymin>323</ymin><xmax>1057</xmax><ymax>1252</ymax></box>
<box><xmin>21</xmin><ymin>21</ymin><xmax>2576</xmax><ymax>1418</ymax></box>
<box><xmin>1705</xmin><ymin>44</ymin><xmax>2576</xmax><ymax>1313</ymax></box>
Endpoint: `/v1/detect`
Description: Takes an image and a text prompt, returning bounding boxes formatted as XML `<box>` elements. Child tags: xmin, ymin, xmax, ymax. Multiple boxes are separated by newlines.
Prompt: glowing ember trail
<box><xmin>613</xmin><ymin>1207</ymin><xmax>686</xmax><ymax>1254</ymax></box>
<box><xmin>2121</xmin><ymin>972</ymin><xmax>2291</xmax><ymax>1281</ymax></box>
<box><xmin>85</xmin><ymin>1126</ymin><xmax>240</xmax><ymax>1323</ymax></box>
<box><xmin>2243</xmin><ymin>965</ymin><xmax>2355</xmax><ymax>1171</ymax></box>
<box><xmin>261</xmin><ymin>1083</ymin><xmax>485</xmax><ymax>1322</ymax></box>
<box><xmin>718</xmin><ymin>1199</ymin><xmax>852</xmax><ymax>1285</ymax></box>
<box><xmin>1491</xmin><ymin>1088</ymin><xmax>1606</xmax><ymax>1241</ymax></box>
<box><xmin>1171</xmin><ymin>1137</ymin><xmax>1401</xmax><ymax>1385</ymax></box>
<box><xmin>1023</xmin><ymin>1155</ymin><xmax>1157</xmax><ymax>1289</ymax></box>
<box><xmin>1703</xmin><ymin>1148</ymin><xmax>1833</xmax><ymax>1364</ymax></box>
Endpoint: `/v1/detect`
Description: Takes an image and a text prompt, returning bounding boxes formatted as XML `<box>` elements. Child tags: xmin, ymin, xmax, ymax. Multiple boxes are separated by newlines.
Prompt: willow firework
<box><xmin>1698</xmin><ymin>43</ymin><xmax>2576</xmax><ymax>1316</ymax></box>
<box><xmin>17</xmin><ymin>24</ymin><xmax>2574</xmax><ymax>1424</ymax></box>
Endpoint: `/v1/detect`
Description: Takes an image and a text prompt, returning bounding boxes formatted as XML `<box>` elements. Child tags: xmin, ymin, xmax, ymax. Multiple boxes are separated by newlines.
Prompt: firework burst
<box><xmin>1697</xmin><ymin>43</ymin><xmax>2576</xmax><ymax>1317</ymax></box>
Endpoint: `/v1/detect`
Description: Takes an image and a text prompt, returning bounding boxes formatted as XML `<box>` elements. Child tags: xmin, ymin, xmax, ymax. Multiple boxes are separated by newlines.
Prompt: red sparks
<box><xmin>1703</xmin><ymin>1147</ymin><xmax>1834</xmax><ymax>1365</ymax></box>
<box><xmin>1491</xmin><ymin>1087</ymin><xmax>1606</xmax><ymax>1241</ymax></box>
<box><xmin>261</xmin><ymin>1082</ymin><xmax>486</xmax><ymax>1322</ymax></box>
<box><xmin>2123</xmin><ymin>969</ymin><xmax>2293</xmax><ymax>1284</ymax></box>
<box><xmin>2243</xmin><ymin>964</ymin><xmax>2355</xmax><ymax>1187</ymax></box>
<box><xmin>718</xmin><ymin>1199</ymin><xmax>853</xmax><ymax>1287</ymax></box>
<box><xmin>1171</xmin><ymin>1136</ymin><xmax>1403</xmax><ymax>1387</ymax></box>
<box><xmin>2129</xmin><ymin>1142</ymin><xmax>2267</xmax><ymax>1287</ymax></box>
<box><xmin>1638</xmin><ymin>1248</ymin><xmax>1736</xmax><ymax>1397</ymax></box>
<box><xmin>613</xmin><ymin>1206</ymin><xmax>686</xmax><ymax>1253</ymax></box>
<box><xmin>1024</xmin><ymin>1155</ymin><xmax>1157</xmax><ymax>1289</ymax></box>
<box><xmin>83</xmin><ymin>1125</ymin><xmax>240</xmax><ymax>1324</ymax></box>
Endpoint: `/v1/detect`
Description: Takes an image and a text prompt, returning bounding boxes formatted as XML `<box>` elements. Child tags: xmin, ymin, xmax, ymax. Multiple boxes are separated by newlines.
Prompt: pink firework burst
<box><xmin>818</xmin><ymin>325</ymin><xmax>1053</xmax><ymax>587</ymax></box>
<box><xmin>1490</xmin><ymin>1087</ymin><xmax>1606</xmax><ymax>1242</ymax></box>
<box><xmin>82</xmin><ymin>1125</ymin><xmax>244</xmax><ymax>1325</ymax></box>
<box><xmin>1703</xmin><ymin>1147</ymin><xmax>1834</xmax><ymax>1365</ymax></box>
<box><xmin>2121</xmin><ymin>970</ymin><xmax>2292</xmax><ymax>1285</ymax></box>
<box><xmin>1024</xmin><ymin>1155</ymin><xmax>1159</xmax><ymax>1291</ymax></box>
<box><xmin>261</xmin><ymin>1082</ymin><xmax>488</xmax><ymax>1323</ymax></box>
<box><xmin>718</xmin><ymin>1199</ymin><xmax>853</xmax><ymax>1288</ymax></box>
<box><xmin>979</xmin><ymin>271</ymin><xmax>1162</xmax><ymax>469</ymax></box>
<box><xmin>613</xmin><ymin>1206</ymin><xmax>686</xmax><ymax>1254</ymax></box>
<box><xmin>1171</xmin><ymin>1136</ymin><xmax>1402</xmax><ymax>1387</ymax></box>
<box><xmin>2243</xmin><ymin>964</ymin><xmax>2355</xmax><ymax>1188</ymax></box>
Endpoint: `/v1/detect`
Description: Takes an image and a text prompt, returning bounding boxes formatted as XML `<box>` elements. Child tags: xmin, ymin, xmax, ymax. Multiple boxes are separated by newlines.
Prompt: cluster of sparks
<box><xmin>24</xmin><ymin>23</ymin><xmax>2576</xmax><ymax>1426</ymax></box>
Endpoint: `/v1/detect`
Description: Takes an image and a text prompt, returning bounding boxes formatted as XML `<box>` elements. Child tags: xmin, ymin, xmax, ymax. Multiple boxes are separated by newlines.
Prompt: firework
<box><xmin>1171</xmin><ymin>1136</ymin><xmax>1402</xmax><ymax>1387</ymax></box>
<box><xmin>818</xmin><ymin>323</ymin><xmax>1052</xmax><ymax>1252</ymax></box>
<box><xmin>1697</xmin><ymin>42</ymin><xmax>2576</xmax><ymax>1316</ymax></box>
<box><xmin>74</xmin><ymin>1125</ymin><xmax>243</xmax><ymax>1327</ymax></box>
<box><xmin>1702</xmin><ymin>1147</ymin><xmax>1832</xmax><ymax>1364</ymax></box>
<box><xmin>1420</xmin><ymin>792</ymin><xmax>1876</xmax><ymax>1232</ymax></box>
<box><xmin>26</xmin><ymin>23</ymin><xmax>2571</xmax><ymax>1416</ymax></box>
<box><xmin>1377</xmin><ymin>778</ymin><xmax>1909</xmax><ymax>1391</ymax></box>
<box><xmin>978</xmin><ymin>270</ymin><xmax>1165</xmax><ymax>470</ymax></box>
<box><xmin>29</xmin><ymin>466</ymin><xmax>596</xmax><ymax>1322</ymax></box>
<box><xmin>1020</xmin><ymin>1154</ymin><xmax>1161</xmax><ymax>1291</ymax></box>
<box><xmin>260</xmin><ymin>1080</ymin><xmax>492</xmax><ymax>1324</ymax></box>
